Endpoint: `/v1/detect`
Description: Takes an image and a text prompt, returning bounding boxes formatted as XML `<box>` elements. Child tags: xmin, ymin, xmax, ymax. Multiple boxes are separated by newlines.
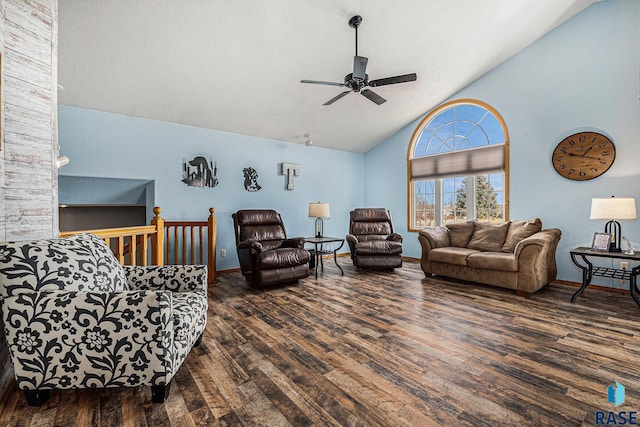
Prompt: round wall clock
<box><xmin>551</xmin><ymin>131</ymin><xmax>616</xmax><ymax>181</ymax></box>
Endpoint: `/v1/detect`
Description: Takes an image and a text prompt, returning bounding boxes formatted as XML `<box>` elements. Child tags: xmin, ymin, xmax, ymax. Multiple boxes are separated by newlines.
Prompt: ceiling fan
<box><xmin>301</xmin><ymin>15</ymin><xmax>417</xmax><ymax>106</ymax></box>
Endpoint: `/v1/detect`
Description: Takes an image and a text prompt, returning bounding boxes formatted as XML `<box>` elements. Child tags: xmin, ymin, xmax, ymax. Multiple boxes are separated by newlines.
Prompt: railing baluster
<box><xmin>199</xmin><ymin>226</ymin><xmax>204</xmax><ymax>264</ymax></box>
<box><xmin>141</xmin><ymin>233</ymin><xmax>148</xmax><ymax>266</ymax></box>
<box><xmin>190</xmin><ymin>226</ymin><xmax>195</xmax><ymax>264</ymax></box>
<box><xmin>130</xmin><ymin>235</ymin><xmax>137</xmax><ymax>266</ymax></box>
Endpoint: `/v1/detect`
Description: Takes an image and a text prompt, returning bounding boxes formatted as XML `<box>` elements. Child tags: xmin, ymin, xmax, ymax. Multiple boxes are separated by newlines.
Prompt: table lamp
<box><xmin>309</xmin><ymin>202</ymin><xmax>330</xmax><ymax>237</ymax></box>
<box><xmin>590</xmin><ymin>196</ymin><xmax>637</xmax><ymax>252</ymax></box>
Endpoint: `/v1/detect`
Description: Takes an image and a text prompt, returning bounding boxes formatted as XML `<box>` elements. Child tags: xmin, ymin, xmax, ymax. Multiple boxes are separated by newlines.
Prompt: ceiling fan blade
<box><xmin>301</xmin><ymin>79</ymin><xmax>344</xmax><ymax>87</ymax></box>
<box><xmin>323</xmin><ymin>91</ymin><xmax>351</xmax><ymax>106</ymax></box>
<box><xmin>353</xmin><ymin>56</ymin><xmax>368</xmax><ymax>80</ymax></box>
<box><xmin>361</xmin><ymin>89</ymin><xmax>386</xmax><ymax>105</ymax></box>
<box><xmin>368</xmin><ymin>73</ymin><xmax>417</xmax><ymax>87</ymax></box>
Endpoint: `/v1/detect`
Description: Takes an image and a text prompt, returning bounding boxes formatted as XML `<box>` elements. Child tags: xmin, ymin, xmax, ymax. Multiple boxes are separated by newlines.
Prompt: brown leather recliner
<box><xmin>232</xmin><ymin>209</ymin><xmax>310</xmax><ymax>287</ymax></box>
<box><xmin>346</xmin><ymin>208</ymin><xmax>403</xmax><ymax>270</ymax></box>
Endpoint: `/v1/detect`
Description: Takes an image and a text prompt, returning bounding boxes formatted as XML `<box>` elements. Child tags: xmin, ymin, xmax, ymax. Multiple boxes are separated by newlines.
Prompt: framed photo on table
<box><xmin>591</xmin><ymin>232</ymin><xmax>612</xmax><ymax>252</ymax></box>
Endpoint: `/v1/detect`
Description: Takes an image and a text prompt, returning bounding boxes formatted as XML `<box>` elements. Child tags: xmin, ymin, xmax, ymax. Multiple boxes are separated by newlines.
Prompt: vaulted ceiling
<box><xmin>57</xmin><ymin>0</ymin><xmax>598</xmax><ymax>153</ymax></box>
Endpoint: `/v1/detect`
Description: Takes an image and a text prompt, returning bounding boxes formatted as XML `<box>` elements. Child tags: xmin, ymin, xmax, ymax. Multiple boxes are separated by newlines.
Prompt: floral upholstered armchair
<box><xmin>0</xmin><ymin>233</ymin><xmax>208</xmax><ymax>405</ymax></box>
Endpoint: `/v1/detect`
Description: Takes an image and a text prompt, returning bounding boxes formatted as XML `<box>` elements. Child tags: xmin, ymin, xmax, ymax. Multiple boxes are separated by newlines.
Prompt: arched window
<box><xmin>407</xmin><ymin>99</ymin><xmax>509</xmax><ymax>230</ymax></box>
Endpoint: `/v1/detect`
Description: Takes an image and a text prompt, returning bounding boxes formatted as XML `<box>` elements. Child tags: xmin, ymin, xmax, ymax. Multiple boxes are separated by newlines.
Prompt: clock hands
<box><xmin>582</xmin><ymin>144</ymin><xmax>595</xmax><ymax>156</ymax></box>
<box><xmin>567</xmin><ymin>152</ymin><xmax>602</xmax><ymax>161</ymax></box>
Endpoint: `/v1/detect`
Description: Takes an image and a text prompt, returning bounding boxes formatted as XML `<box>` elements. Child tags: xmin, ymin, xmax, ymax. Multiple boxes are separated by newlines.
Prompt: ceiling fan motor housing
<box><xmin>344</xmin><ymin>73</ymin><xmax>368</xmax><ymax>91</ymax></box>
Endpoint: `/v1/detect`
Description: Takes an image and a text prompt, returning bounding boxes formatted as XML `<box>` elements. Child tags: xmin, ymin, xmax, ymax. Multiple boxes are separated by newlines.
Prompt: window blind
<box><xmin>410</xmin><ymin>144</ymin><xmax>504</xmax><ymax>180</ymax></box>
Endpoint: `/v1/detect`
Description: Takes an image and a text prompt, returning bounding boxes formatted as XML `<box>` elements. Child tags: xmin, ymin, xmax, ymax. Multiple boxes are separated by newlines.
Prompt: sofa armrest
<box><xmin>418</xmin><ymin>227</ymin><xmax>450</xmax><ymax>249</ymax></box>
<box><xmin>1</xmin><ymin>289</ymin><xmax>173</xmax><ymax>390</ymax></box>
<box><xmin>124</xmin><ymin>265</ymin><xmax>207</xmax><ymax>295</ymax></box>
<box><xmin>283</xmin><ymin>237</ymin><xmax>306</xmax><ymax>249</ymax></box>
<box><xmin>514</xmin><ymin>228</ymin><xmax>562</xmax><ymax>293</ymax></box>
<box><xmin>417</xmin><ymin>232</ymin><xmax>436</xmax><ymax>275</ymax></box>
<box><xmin>387</xmin><ymin>233</ymin><xmax>403</xmax><ymax>243</ymax></box>
<box><xmin>514</xmin><ymin>228</ymin><xmax>562</xmax><ymax>258</ymax></box>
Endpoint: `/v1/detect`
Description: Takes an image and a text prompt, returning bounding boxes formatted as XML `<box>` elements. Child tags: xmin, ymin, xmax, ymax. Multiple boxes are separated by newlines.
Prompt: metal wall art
<box><xmin>281</xmin><ymin>162</ymin><xmax>300</xmax><ymax>190</ymax></box>
<box><xmin>182</xmin><ymin>156</ymin><xmax>219</xmax><ymax>188</ymax></box>
<box><xmin>243</xmin><ymin>167</ymin><xmax>262</xmax><ymax>192</ymax></box>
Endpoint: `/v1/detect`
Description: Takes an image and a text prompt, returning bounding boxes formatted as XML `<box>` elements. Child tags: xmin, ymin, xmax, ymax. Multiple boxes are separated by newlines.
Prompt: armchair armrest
<box><xmin>1</xmin><ymin>289</ymin><xmax>173</xmax><ymax>390</ymax></box>
<box><xmin>387</xmin><ymin>233</ymin><xmax>403</xmax><ymax>243</ymax></box>
<box><xmin>123</xmin><ymin>265</ymin><xmax>207</xmax><ymax>295</ymax></box>
<box><xmin>283</xmin><ymin>237</ymin><xmax>306</xmax><ymax>249</ymax></box>
<box><xmin>346</xmin><ymin>234</ymin><xmax>358</xmax><ymax>255</ymax></box>
<box><xmin>237</xmin><ymin>239</ymin><xmax>263</xmax><ymax>252</ymax></box>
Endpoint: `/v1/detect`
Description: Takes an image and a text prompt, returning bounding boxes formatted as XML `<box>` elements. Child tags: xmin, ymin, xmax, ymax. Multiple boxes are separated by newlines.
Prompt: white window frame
<box><xmin>407</xmin><ymin>99</ymin><xmax>509</xmax><ymax>231</ymax></box>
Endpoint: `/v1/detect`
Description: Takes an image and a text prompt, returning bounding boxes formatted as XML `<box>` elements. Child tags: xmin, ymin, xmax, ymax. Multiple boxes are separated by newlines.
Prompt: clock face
<box><xmin>552</xmin><ymin>132</ymin><xmax>616</xmax><ymax>181</ymax></box>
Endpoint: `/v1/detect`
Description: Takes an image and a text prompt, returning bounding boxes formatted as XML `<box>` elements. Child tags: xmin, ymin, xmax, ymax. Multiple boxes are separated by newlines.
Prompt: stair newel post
<box><xmin>151</xmin><ymin>206</ymin><xmax>165</xmax><ymax>266</ymax></box>
<box><xmin>207</xmin><ymin>207</ymin><xmax>217</xmax><ymax>285</ymax></box>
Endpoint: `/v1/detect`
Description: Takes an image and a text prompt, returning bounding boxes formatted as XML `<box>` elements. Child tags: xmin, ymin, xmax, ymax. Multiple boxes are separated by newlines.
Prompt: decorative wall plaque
<box><xmin>243</xmin><ymin>167</ymin><xmax>262</xmax><ymax>192</ymax></box>
<box><xmin>182</xmin><ymin>157</ymin><xmax>219</xmax><ymax>188</ymax></box>
<box><xmin>280</xmin><ymin>162</ymin><xmax>300</xmax><ymax>190</ymax></box>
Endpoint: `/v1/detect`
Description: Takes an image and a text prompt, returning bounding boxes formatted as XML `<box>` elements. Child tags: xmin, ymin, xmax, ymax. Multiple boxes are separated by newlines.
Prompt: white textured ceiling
<box><xmin>58</xmin><ymin>0</ymin><xmax>597</xmax><ymax>153</ymax></box>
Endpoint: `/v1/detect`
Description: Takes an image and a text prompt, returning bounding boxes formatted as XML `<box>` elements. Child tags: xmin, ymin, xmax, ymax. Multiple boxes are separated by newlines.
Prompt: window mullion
<box><xmin>467</xmin><ymin>176</ymin><xmax>476</xmax><ymax>221</ymax></box>
<box><xmin>435</xmin><ymin>179</ymin><xmax>443</xmax><ymax>226</ymax></box>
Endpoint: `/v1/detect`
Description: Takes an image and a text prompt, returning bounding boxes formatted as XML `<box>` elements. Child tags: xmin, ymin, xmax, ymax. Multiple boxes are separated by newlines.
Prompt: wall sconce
<box><xmin>308</xmin><ymin>202</ymin><xmax>330</xmax><ymax>237</ymax></box>
<box><xmin>304</xmin><ymin>133</ymin><xmax>313</xmax><ymax>147</ymax></box>
<box><xmin>590</xmin><ymin>196</ymin><xmax>637</xmax><ymax>252</ymax></box>
<box><xmin>56</xmin><ymin>155</ymin><xmax>70</xmax><ymax>168</ymax></box>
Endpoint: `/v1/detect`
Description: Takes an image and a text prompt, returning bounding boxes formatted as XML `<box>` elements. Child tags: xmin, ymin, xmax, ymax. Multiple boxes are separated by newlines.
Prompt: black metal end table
<box><xmin>570</xmin><ymin>246</ymin><xmax>640</xmax><ymax>308</ymax></box>
<box><xmin>304</xmin><ymin>236</ymin><xmax>345</xmax><ymax>279</ymax></box>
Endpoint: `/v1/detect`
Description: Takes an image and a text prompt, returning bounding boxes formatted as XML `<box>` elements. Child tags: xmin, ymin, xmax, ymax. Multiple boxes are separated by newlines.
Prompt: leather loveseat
<box><xmin>418</xmin><ymin>218</ymin><xmax>561</xmax><ymax>296</ymax></box>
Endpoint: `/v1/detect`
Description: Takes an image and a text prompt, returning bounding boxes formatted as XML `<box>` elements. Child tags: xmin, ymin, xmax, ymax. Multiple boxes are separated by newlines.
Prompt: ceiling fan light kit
<box><xmin>301</xmin><ymin>15</ymin><xmax>417</xmax><ymax>106</ymax></box>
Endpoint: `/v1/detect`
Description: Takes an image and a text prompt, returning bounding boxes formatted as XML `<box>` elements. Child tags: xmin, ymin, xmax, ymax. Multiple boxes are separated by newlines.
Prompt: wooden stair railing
<box><xmin>59</xmin><ymin>224</ymin><xmax>161</xmax><ymax>266</ymax></box>
<box><xmin>157</xmin><ymin>207</ymin><xmax>217</xmax><ymax>285</ymax></box>
<box><xmin>59</xmin><ymin>206</ymin><xmax>217</xmax><ymax>285</ymax></box>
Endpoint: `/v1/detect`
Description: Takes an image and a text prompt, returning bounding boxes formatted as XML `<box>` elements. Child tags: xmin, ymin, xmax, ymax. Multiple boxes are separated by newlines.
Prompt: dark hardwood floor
<box><xmin>1</xmin><ymin>260</ymin><xmax>639</xmax><ymax>426</ymax></box>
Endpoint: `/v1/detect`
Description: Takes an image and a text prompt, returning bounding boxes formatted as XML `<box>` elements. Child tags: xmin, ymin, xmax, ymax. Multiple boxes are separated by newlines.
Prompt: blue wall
<box><xmin>365</xmin><ymin>0</ymin><xmax>640</xmax><ymax>288</ymax></box>
<box><xmin>58</xmin><ymin>106</ymin><xmax>364</xmax><ymax>270</ymax></box>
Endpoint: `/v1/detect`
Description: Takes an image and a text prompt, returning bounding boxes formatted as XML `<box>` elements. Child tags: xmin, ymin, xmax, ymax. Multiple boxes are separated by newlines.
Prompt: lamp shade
<box><xmin>590</xmin><ymin>197</ymin><xmax>637</xmax><ymax>220</ymax></box>
<box><xmin>309</xmin><ymin>202</ymin><xmax>330</xmax><ymax>218</ymax></box>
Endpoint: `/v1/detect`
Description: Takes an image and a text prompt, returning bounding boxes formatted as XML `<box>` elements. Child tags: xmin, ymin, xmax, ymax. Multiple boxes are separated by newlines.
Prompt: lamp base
<box><xmin>605</xmin><ymin>220</ymin><xmax>622</xmax><ymax>253</ymax></box>
<box><xmin>315</xmin><ymin>217</ymin><xmax>324</xmax><ymax>238</ymax></box>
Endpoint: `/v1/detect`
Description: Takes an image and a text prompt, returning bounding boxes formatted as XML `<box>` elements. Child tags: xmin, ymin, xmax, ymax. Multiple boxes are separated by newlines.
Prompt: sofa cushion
<box><xmin>421</xmin><ymin>227</ymin><xmax>450</xmax><ymax>248</ymax></box>
<box><xmin>467</xmin><ymin>252</ymin><xmax>518</xmax><ymax>272</ymax></box>
<box><xmin>446</xmin><ymin>222</ymin><xmax>475</xmax><ymax>247</ymax></box>
<box><xmin>351</xmin><ymin>222</ymin><xmax>392</xmax><ymax>236</ymax></box>
<box><xmin>429</xmin><ymin>247</ymin><xmax>479</xmax><ymax>266</ymax></box>
<box><xmin>355</xmin><ymin>240</ymin><xmax>403</xmax><ymax>256</ymax></box>
<box><xmin>65</xmin><ymin>233</ymin><xmax>128</xmax><ymax>291</ymax></box>
<box><xmin>467</xmin><ymin>222</ymin><xmax>510</xmax><ymax>252</ymax></box>
<box><xmin>0</xmin><ymin>233</ymin><xmax>127</xmax><ymax>297</ymax></box>
<box><xmin>502</xmin><ymin>218</ymin><xmax>542</xmax><ymax>253</ymax></box>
